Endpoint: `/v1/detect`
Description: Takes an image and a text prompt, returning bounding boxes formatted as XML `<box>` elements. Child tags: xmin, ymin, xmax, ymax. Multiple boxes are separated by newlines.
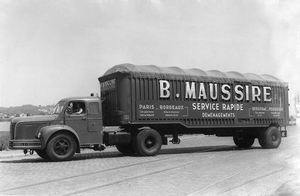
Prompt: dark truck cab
<box><xmin>9</xmin><ymin>96</ymin><xmax>130</xmax><ymax>161</ymax></box>
<box><xmin>9</xmin><ymin>64</ymin><xmax>289</xmax><ymax>161</ymax></box>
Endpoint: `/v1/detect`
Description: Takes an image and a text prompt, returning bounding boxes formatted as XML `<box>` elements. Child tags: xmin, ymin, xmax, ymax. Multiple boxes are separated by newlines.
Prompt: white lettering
<box><xmin>245</xmin><ymin>85</ymin><xmax>250</xmax><ymax>101</ymax></box>
<box><xmin>160</xmin><ymin>80</ymin><xmax>273</xmax><ymax>102</ymax></box>
<box><xmin>252</xmin><ymin>86</ymin><xmax>261</xmax><ymax>102</ymax></box>
<box><xmin>222</xmin><ymin>103</ymin><xmax>243</xmax><ymax>111</ymax></box>
<box><xmin>263</xmin><ymin>87</ymin><xmax>272</xmax><ymax>102</ymax></box>
<box><xmin>159</xmin><ymin>80</ymin><xmax>170</xmax><ymax>98</ymax></box>
<box><xmin>209</xmin><ymin>83</ymin><xmax>218</xmax><ymax>100</ymax></box>
<box><xmin>139</xmin><ymin>104</ymin><xmax>154</xmax><ymax>110</ymax></box>
<box><xmin>185</xmin><ymin>82</ymin><xmax>196</xmax><ymax>99</ymax></box>
<box><xmin>198</xmin><ymin>83</ymin><xmax>207</xmax><ymax>100</ymax></box>
<box><xmin>235</xmin><ymin>85</ymin><xmax>244</xmax><ymax>101</ymax></box>
<box><xmin>221</xmin><ymin>84</ymin><xmax>231</xmax><ymax>101</ymax></box>
<box><xmin>192</xmin><ymin>102</ymin><xmax>220</xmax><ymax>111</ymax></box>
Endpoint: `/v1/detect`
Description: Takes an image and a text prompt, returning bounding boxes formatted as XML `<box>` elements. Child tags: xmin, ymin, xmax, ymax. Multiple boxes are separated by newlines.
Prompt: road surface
<box><xmin>0</xmin><ymin>124</ymin><xmax>300</xmax><ymax>196</ymax></box>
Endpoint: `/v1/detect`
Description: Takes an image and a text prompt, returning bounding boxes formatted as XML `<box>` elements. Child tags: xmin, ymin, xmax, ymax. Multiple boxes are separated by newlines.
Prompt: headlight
<box><xmin>37</xmin><ymin>131</ymin><xmax>41</xmax><ymax>139</ymax></box>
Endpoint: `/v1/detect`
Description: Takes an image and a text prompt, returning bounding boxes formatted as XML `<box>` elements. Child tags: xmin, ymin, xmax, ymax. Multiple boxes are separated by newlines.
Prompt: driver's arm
<box><xmin>76</xmin><ymin>108</ymin><xmax>83</xmax><ymax>114</ymax></box>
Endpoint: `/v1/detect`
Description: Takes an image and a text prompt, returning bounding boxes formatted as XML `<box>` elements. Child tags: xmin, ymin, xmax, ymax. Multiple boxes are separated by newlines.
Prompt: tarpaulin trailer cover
<box><xmin>99</xmin><ymin>64</ymin><xmax>289</xmax><ymax>132</ymax></box>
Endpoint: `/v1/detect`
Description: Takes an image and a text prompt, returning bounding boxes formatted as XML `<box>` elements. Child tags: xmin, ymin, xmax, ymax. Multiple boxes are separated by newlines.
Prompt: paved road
<box><xmin>0</xmin><ymin>125</ymin><xmax>300</xmax><ymax>196</ymax></box>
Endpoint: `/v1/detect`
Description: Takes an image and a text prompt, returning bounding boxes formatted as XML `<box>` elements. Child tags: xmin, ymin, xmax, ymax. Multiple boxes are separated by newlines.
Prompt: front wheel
<box><xmin>133</xmin><ymin>129</ymin><xmax>162</xmax><ymax>156</ymax></box>
<box><xmin>46</xmin><ymin>133</ymin><xmax>77</xmax><ymax>161</ymax></box>
<box><xmin>259</xmin><ymin>126</ymin><xmax>281</xmax><ymax>149</ymax></box>
<box><xmin>35</xmin><ymin>149</ymin><xmax>50</xmax><ymax>160</ymax></box>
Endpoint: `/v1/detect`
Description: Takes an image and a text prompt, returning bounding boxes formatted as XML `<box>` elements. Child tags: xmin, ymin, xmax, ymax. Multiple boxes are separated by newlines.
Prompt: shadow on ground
<box><xmin>0</xmin><ymin>145</ymin><xmax>262</xmax><ymax>163</ymax></box>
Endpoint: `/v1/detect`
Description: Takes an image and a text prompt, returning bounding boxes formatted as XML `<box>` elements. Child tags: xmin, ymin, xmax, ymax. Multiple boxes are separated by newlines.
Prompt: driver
<box><xmin>73</xmin><ymin>103</ymin><xmax>83</xmax><ymax>115</ymax></box>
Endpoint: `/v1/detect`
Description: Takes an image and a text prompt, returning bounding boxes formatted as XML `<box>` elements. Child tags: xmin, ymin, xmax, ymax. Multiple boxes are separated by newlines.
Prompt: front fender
<box><xmin>38</xmin><ymin>125</ymin><xmax>80</xmax><ymax>149</ymax></box>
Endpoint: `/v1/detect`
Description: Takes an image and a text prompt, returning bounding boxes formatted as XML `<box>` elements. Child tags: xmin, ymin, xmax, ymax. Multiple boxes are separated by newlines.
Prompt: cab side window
<box><xmin>89</xmin><ymin>102</ymin><xmax>99</xmax><ymax>114</ymax></box>
<box><xmin>68</xmin><ymin>101</ymin><xmax>86</xmax><ymax>115</ymax></box>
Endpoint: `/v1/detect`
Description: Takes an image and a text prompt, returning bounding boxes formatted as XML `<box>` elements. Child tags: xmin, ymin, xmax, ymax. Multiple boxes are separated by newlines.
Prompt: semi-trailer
<box><xmin>9</xmin><ymin>64</ymin><xmax>289</xmax><ymax>161</ymax></box>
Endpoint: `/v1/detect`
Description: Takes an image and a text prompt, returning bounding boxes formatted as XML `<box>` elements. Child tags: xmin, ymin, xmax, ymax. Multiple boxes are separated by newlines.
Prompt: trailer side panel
<box><xmin>99</xmin><ymin>64</ymin><xmax>289</xmax><ymax>131</ymax></box>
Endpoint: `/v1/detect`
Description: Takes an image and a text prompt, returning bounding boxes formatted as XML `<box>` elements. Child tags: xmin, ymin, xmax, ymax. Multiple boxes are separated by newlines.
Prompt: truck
<box><xmin>9</xmin><ymin>63</ymin><xmax>289</xmax><ymax>161</ymax></box>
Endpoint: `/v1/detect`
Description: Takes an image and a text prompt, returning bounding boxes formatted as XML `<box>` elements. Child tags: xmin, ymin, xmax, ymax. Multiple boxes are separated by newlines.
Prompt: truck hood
<box><xmin>11</xmin><ymin>115</ymin><xmax>57</xmax><ymax>123</ymax></box>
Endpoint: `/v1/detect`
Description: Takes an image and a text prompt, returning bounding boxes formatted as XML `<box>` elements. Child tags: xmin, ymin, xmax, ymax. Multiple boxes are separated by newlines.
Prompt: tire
<box><xmin>133</xmin><ymin>129</ymin><xmax>162</xmax><ymax>156</ymax></box>
<box><xmin>35</xmin><ymin>149</ymin><xmax>50</xmax><ymax>160</ymax></box>
<box><xmin>233</xmin><ymin>134</ymin><xmax>255</xmax><ymax>149</ymax></box>
<box><xmin>46</xmin><ymin>133</ymin><xmax>77</xmax><ymax>161</ymax></box>
<box><xmin>116</xmin><ymin>143</ymin><xmax>135</xmax><ymax>155</ymax></box>
<box><xmin>258</xmin><ymin>134</ymin><xmax>268</xmax><ymax>148</ymax></box>
<box><xmin>259</xmin><ymin>126</ymin><xmax>281</xmax><ymax>149</ymax></box>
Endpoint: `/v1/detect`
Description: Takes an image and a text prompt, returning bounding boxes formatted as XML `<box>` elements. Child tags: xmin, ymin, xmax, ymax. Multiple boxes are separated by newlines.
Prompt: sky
<box><xmin>0</xmin><ymin>0</ymin><xmax>300</xmax><ymax>109</ymax></box>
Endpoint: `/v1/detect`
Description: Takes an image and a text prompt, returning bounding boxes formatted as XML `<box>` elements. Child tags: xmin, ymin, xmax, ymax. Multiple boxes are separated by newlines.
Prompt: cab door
<box><xmin>65</xmin><ymin>101</ymin><xmax>89</xmax><ymax>144</ymax></box>
<box><xmin>87</xmin><ymin>101</ymin><xmax>103</xmax><ymax>144</ymax></box>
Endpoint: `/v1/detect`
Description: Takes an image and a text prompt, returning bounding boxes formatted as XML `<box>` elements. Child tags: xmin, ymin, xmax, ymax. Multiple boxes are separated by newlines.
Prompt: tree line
<box><xmin>0</xmin><ymin>104</ymin><xmax>55</xmax><ymax>117</ymax></box>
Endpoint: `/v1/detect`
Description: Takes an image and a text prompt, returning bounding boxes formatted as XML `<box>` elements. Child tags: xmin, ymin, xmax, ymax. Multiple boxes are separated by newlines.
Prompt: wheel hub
<box><xmin>271</xmin><ymin>134</ymin><xmax>277</xmax><ymax>141</ymax></box>
<box><xmin>145</xmin><ymin>137</ymin><xmax>155</xmax><ymax>149</ymax></box>
<box><xmin>55</xmin><ymin>140</ymin><xmax>69</xmax><ymax>155</ymax></box>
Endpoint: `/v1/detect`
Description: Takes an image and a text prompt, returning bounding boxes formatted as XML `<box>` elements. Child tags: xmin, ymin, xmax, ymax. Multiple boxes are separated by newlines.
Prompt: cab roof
<box><xmin>60</xmin><ymin>96</ymin><xmax>100</xmax><ymax>103</ymax></box>
<box><xmin>100</xmin><ymin>63</ymin><xmax>288</xmax><ymax>87</ymax></box>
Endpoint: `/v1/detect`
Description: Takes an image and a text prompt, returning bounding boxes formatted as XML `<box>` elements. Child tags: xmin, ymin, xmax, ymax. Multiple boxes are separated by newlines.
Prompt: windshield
<box><xmin>52</xmin><ymin>101</ymin><xmax>66</xmax><ymax>114</ymax></box>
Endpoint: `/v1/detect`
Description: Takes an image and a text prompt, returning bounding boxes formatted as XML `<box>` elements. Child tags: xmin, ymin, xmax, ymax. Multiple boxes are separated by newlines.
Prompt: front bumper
<box><xmin>9</xmin><ymin>139</ymin><xmax>42</xmax><ymax>149</ymax></box>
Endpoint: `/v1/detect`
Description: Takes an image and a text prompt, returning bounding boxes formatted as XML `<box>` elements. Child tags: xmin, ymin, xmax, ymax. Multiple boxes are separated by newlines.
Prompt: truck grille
<box><xmin>16</xmin><ymin>123</ymin><xmax>46</xmax><ymax>139</ymax></box>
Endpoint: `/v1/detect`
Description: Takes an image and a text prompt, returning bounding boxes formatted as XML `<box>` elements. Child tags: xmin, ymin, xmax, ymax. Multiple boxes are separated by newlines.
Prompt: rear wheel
<box><xmin>116</xmin><ymin>143</ymin><xmax>135</xmax><ymax>155</ymax></box>
<box><xmin>133</xmin><ymin>129</ymin><xmax>162</xmax><ymax>156</ymax></box>
<box><xmin>233</xmin><ymin>134</ymin><xmax>255</xmax><ymax>149</ymax></box>
<box><xmin>259</xmin><ymin>126</ymin><xmax>281</xmax><ymax>149</ymax></box>
<box><xmin>46</xmin><ymin>133</ymin><xmax>77</xmax><ymax>161</ymax></box>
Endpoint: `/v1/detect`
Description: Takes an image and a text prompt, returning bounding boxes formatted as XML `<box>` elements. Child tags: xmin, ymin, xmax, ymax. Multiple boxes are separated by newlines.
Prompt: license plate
<box><xmin>281</xmin><ymin>131</ymin><xmax>287</xmax><ymax>137</ymax></box>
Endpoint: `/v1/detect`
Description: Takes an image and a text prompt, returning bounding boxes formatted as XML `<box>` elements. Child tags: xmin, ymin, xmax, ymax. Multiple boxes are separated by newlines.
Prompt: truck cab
<box><xmin>9</xmin><ymin>96</ymin><xmax>104</xmax><ymax>161</ymax></box>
